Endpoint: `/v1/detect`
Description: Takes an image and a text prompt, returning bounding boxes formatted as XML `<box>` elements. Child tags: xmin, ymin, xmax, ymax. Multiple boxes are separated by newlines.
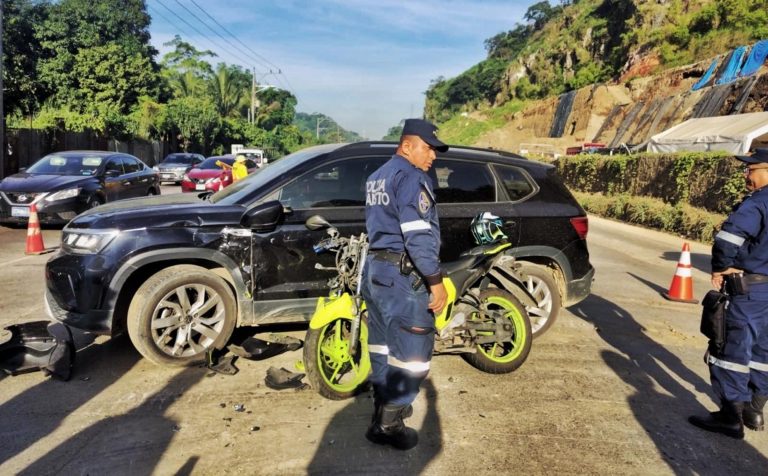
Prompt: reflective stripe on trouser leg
<box><xmin>710</xmin><ymin>297</ymin><xmax>763</xmax><ymax>403</ymax></box>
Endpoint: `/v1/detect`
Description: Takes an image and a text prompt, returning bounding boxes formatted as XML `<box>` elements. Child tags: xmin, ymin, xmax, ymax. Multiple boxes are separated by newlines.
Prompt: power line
<box><xmin>172</xmin><ymin>0</ymin><xmax>277</xmax><ymax>75</ymax></box>
<box><xmin>151</xmin><ymin>0</ymin><xmax>254</xmax><ymax>71</ymax></box>
<box><xmin>184</xmin><ymin>0</ymin><xmax>292</xmax><ymax>93</ymax></box>
<box><xmin>188</xmin><ymin>0</ymin><xmax>282</xmax><ymax>74</ymax></box>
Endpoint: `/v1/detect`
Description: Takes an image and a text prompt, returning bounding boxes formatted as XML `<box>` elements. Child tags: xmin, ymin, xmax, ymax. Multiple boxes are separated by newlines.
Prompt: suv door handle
<box><xmin>504</xmin><ymin>220</ymin><xmax>517</xmax><ymax>227</ymax></box>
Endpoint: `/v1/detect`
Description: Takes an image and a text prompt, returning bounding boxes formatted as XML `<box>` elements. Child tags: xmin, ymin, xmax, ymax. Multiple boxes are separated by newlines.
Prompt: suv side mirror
<box><xmin>241</xmin><ymin>200</ymin><xmax>284</xmax><ymax>232</ymax></box>
<box><xmin>305</xmin><ymin>215</ymin><xmax>331</xmax><ymax>230</ymax></box>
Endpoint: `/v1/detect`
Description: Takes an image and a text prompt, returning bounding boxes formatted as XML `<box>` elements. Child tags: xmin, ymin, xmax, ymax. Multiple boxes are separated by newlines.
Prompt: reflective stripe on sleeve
<box><xmin>369</xmin><ymin>344</ymin><xmax>389</xmax><ymax>355</ymax></box>
<box><xmin>708</xmin><ymin>354</ymin><xmax>750</xmax><ymax>373</ymax></box>
<box><xmin>715</xmin><ymin>230</ymin><xmax>746</xmax><ymax>247</ymax></box>
<box><xmin>387</xmin><ymin>355</ymin><xmax>430</xmax><ymax>373</ymax></box>
<box><xmin>750</xmin><ymin>360</ymin><xmax>768</xmax><ymax>372</ymax></box>
<box><xmin>400</xmin><ymin>220</ymin><xmax>431</xmax><ymax>233</ymax></box>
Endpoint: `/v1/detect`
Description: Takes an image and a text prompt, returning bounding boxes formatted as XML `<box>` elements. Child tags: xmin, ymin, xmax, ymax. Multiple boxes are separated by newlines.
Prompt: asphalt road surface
<box><xmin>0</xmin><ymin>203</ymin><xmax>766</xmax><ymax>474</ymax></box>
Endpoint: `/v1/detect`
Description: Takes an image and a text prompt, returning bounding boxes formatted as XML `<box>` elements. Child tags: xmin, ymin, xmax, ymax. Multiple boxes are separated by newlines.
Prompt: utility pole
<box><xmin>250</xmin><ymin>66</ymin><xmax>256</xmax><ymax>125</ymax></box>
<box><xmin>316</xmin><ymin>117</ymin><xmax>326</xmax><ymax>140</ymax></box>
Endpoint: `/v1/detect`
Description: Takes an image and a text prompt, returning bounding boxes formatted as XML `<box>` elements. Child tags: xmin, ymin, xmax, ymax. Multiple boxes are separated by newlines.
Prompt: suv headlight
<box><xmin>62</xmin><ymin>229</ymin><xmax>119</xmax><ymax>254</ymax></box>
<box><xmin>44</xmin><ymin>188</ymin><xmax>81</xmax><ymax>202</ymax></box>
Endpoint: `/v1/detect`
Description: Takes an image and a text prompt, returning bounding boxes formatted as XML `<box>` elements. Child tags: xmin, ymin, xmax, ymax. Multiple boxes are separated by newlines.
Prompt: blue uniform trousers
<box><xmin>361</xmin><ymin>257</ymin><xmax>434</xmax><ymax>406</ymax></box>
<box><xmin>710</xmin><ymin>284</ymin><xmax>768</xmax><ymax>403</ymax></box>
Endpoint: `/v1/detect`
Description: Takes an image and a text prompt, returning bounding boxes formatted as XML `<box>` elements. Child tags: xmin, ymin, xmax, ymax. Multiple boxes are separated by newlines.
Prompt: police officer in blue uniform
<box><xmin>689</xmin><ymin>148</ymin><xmax>768</xmax><ymax>439</ymax></box>
<box><xmin>362</xmin><ymin>118</ymin><xmax>449</xmax><ymax>450</ymax></box>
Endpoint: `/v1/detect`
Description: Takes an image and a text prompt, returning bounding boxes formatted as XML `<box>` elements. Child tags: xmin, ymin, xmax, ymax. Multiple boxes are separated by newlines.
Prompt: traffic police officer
<box><xmin>361</xmin><ymin>118</ymin><xmax>449</xmax><ymax>450</ymax></box>
<box><xmin>689</xmin><ymin>148</ymin><xmax>768</xmax><ymax>439</ymax></box>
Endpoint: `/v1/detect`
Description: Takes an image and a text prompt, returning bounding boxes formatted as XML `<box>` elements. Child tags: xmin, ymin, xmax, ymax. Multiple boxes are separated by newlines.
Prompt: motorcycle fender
<box><xmin>487</xmin><ymin>266</ymin><xmax>537</xmax><ymax>307</ymax></box>
<box><xmin>310</xmin><ymin>294</ymin><xmax>357</xmax><ymax>330</ymax></box>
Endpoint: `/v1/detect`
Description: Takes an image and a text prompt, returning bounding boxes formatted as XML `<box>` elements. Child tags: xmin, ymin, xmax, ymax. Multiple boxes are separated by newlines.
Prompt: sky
<box><xmin>147</xmin><ymin>0</ymin><xmax>536</xmax><ymax>140</ymax></box>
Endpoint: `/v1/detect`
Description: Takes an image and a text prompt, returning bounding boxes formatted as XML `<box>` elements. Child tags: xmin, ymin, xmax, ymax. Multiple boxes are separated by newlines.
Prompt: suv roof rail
<box><xmin>336</xmin><ymin>141</ymin><xmax>526</xmax><ymax>160</ymax></box>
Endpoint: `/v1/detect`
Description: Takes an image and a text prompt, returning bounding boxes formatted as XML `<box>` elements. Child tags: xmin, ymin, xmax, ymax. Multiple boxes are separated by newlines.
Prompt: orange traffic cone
<box><xmin>662</xmin><ymin>242</ymin><xmax>698</xmax><ymax>304</ymax></box>
<box><xmin>25</xmin><ymin>204</ymin><xmax>47</xmax><ymax>255</ymax></box>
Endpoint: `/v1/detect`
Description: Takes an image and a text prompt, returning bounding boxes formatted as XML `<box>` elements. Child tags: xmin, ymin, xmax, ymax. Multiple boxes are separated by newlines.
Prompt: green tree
<box><xmin>2</xmin><ymin>0</ymin><xmax>47</xmax><ymax>118</ymax></box>
<box><xmin>36</xmin><ymin>0</ymin><xmax>159</xmax><ymax>108</ymax></box>
<box><xmin>255</xmin><ymin>89</ymin><xmax>298</xmax><ymax>130</ymax></box>
<box><xmin>164</xmin><ymin>97</ymin><xmax>222</xmax><ymax>154</ymax></box>
<box><xmin>208</xmin><ymin>63</ymin><xmax>250</xmax><ymax>118</ymax></box>
<box><xmin>161</xmin><ymin>35</ymin><xmax>215</xmax><ymax>99</ymax></box>
<box><xmin>383</xmin><ymin>123</ymin><xmax>404</xmax><ymax>141</ymax></box>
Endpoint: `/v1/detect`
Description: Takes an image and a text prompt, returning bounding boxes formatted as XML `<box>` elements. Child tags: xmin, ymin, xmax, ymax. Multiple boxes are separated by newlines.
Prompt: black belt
<box><xmin>744</xmin><ymin>273</ymin><xmax>768</xmax><ymax>284</ymax></box>
<box><xmin>369</xmin><ymin>249</ymin><xmax>406</xmax><ymax>264</ymax></box>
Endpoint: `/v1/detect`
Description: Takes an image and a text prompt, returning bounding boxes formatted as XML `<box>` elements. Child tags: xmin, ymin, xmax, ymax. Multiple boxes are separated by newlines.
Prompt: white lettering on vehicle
<box><xmin>366</xmin><ymin>179</ymin><xmax>390</xmax><ymax>206</ymax></box>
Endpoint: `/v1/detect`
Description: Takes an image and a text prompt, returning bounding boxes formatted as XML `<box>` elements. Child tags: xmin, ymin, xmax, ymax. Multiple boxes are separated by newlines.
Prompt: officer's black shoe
<box><xmin>743</xmin><ymin>394</ymin><xmax>768</xmax><ymax>431</ymax></box>
<box><xmin>688</xmin><ymin>401</ymin><xmax>745</xmax><ymax>439</ymax></box>
<box><xmin>366</xmin><ymin>404</ymin><xmax>418</xmax><ymax>450</ymax></box>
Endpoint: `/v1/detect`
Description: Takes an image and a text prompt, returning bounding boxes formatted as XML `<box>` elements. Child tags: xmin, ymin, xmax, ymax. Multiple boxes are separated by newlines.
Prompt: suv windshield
<box><xmin>26</xmin><ymin>153</ymin><xmax>104</xmax><ymax>176</ymax></box>
<box><xmin>212</xmin><ymin>144</ymin><xmax>343</xmax><ymax>204</ymax></box>
<box><xmin>162</xmin><ymin>154</ymin><xmax>197</xmax><ymax>164</ymax></box>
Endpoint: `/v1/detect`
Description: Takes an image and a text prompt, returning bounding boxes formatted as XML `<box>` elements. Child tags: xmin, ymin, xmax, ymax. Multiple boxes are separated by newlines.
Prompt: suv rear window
<box><xmin>430</xmin><ymin>159</ymin><xmax>495</xmax><ymax>203</ymax></box>
<box><xmin>493</xmin><ymin>164</ymin><xmax>536</xmax><ymax>201</ymax></box>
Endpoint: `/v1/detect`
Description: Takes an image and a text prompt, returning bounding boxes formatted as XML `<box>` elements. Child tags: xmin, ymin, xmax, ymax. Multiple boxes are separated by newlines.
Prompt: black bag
<box><xmin>701</xmin><ymin>290</ymin><xmax>727</xmax><ymax>354</ymax></box>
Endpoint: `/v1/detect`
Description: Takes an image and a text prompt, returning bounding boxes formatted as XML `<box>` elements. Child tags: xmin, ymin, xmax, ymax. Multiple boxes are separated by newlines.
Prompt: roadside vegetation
<box><xmin>2</xmin><ymin>0</ymin><xmax>358</xmax><ymax>158</ymax></box>
<box><xmin>555</xmin><ymin>151</ymin><xmax>743</xmax><ymax>242</ymax></box>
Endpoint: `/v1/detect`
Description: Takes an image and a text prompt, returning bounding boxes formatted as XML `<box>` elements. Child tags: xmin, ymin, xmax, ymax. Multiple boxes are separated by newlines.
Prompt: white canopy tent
<box><xmin>647</xmin><ymin>111</ymin><xmax>768</xmax><ymax>154</ymax></box>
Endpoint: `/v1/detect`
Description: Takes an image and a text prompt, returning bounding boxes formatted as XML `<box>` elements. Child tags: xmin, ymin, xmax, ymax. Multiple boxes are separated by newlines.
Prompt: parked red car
<box><xmin>180</xmin><ymin>155</ymin><xmax>258</xmax><ymax>193</ymax></box>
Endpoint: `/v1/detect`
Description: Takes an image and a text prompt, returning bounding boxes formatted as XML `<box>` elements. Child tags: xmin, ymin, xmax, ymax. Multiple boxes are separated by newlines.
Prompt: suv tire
<box><xmin>518</xmin><ymin>262</ymin><xmax>561</xmax><ymax>338</ymax></box>
<box><xmin>127</xmin><ymin>265</ymin><xmax>236</xmax><ymax>366</ymax></box>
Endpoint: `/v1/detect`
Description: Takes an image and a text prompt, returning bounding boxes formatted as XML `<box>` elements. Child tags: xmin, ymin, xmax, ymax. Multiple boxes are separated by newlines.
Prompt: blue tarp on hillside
<box><xmin>715</xmin><ymin>46</ymin><xmax>747</xmax><ymax>85</ymax></box>
<box><xmin>739</xmin><ymin>39</ymin><xmax>768</xmax><ymax>77</ymax></box>
<box><xmin>691</xmin><ymin>58</ymin><xmax>719</xmax><ymax>91</ymax></box>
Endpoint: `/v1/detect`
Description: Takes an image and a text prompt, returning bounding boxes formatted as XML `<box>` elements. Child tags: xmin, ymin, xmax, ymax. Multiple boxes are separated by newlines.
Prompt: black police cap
<box><xmin>401</xmin><ymin>118</ymin><xmax>448</xmax><ymax>152</ymax></box>
<box><xmin>736</xmin><ymin>148</ymin><xmax>768</xmax><ymax>164</ymax></box>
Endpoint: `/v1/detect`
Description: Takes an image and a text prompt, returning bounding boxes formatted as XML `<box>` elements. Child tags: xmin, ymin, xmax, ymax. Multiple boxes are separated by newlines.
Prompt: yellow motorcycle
<box><xmin>303</xmin><ymin>215</ymin><xmax>534</xmax><ymax>400</ymax></box>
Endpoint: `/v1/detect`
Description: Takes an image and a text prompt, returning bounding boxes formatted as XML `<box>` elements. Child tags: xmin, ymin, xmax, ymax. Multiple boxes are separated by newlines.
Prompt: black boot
<box><xmin>743</xmin><ymin>394</ymin><xmax>768</xmax><ymax>431</ymax></box>
<box><xmin>366</xmin><ymin>404</ymin><xmax>418</xmax><ymax>450</ymax></box>
<box><xmin>688</xmin><ymin>401</ymin><xmax>745</xmax><ymax>439</ymax></box>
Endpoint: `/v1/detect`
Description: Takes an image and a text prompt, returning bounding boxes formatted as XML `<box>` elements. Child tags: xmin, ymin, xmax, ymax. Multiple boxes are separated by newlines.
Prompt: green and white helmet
<box><xmin>470</xmin><ymin>212</ymin><xmax>507</xmax><ymax>245</ymax></box>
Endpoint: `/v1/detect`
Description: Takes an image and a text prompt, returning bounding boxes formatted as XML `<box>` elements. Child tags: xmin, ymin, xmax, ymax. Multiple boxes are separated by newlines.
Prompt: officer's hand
<box><xmin>428</xmin><ymin>283</ymin><xmax>448</xmax><ymax>314</ymax></box>
<box><xmin>711</xmin><ymin>273</ymin><xmax>723</xmax><ymax>290</ymax></box>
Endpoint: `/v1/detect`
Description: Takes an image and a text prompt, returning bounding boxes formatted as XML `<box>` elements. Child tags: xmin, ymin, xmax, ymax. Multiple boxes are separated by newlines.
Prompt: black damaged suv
<box><xmin>45</xmin><ymin>142</ymin><xmax>594</xmax><ymax>365</ymax></box>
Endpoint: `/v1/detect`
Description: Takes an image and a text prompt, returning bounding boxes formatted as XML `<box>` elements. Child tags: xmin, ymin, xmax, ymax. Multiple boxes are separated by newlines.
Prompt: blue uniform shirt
<box><xmin>365</xmin><ymin>154</ymin><xmax>442</xmax><ymax>284</ymax></box>
<box><xmin>713</xmin><ymin>186</ymin><xmax>768</xmax><ymax>274</ymax></box>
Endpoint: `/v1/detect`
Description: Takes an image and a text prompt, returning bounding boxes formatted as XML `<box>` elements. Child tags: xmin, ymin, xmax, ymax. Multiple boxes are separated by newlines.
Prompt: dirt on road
<box><xmin>0</xmin><ymin>217</ymin><xmax>766</xmax><ymax>475</ymax></box>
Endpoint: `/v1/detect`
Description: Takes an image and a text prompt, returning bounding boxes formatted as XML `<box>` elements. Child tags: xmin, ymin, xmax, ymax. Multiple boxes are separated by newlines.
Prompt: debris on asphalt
<box><xmin>250</xmin><ymin>426</ymin><xmax>260</xmax><ymax>432</ymax></box>
<box><xmin>234</xmin><ymin>404</ymin><xmax>245</xmax><ymax>412</ymax></box>
<box><xmin>205</xmin><ymin>351</ymin><xmax>239</xmax><ymax>376</ymax></box>
<box><xmin>227</xmin><ymin>334</ymin><xmax>302</xmax><ymax>361</ymax></box>
<box><xmin>0</xmin><ymin>321</ymin><xmax>75</xmax><ymax>381</ymax></box>
<box><xmin>264</xmin><ymin>366</ymin><xmax>307</xmax><ymax>390</ymax></box>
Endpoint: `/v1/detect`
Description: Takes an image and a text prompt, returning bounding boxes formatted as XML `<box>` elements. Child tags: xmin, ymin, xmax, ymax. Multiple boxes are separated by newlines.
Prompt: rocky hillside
<box><xmin>430</xmin><ymin>0</ymin><xmax>768</xmax><ymax>154</ymax></box>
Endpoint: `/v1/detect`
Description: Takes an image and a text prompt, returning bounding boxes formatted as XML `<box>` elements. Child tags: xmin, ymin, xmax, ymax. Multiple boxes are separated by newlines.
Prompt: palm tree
<box><xmin>208</xmin><ymin>64</ymin><xmax>248</xmax><ymax>118</ymax></box>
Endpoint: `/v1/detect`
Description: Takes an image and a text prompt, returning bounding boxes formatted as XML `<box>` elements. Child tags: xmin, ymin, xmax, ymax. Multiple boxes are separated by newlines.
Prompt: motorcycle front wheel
<box><xmin>304</xmin><ymin>316</ymin><xmax>371</xmax><ymax>400</ymax></box>
<box><xmin>463</xmin><ymin>289</ymin><xmax>532</xmax><ymax>374</ymax></box>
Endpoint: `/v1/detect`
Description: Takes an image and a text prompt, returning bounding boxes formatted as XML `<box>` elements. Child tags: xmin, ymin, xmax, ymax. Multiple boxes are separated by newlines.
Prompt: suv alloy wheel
<box><xmin>127</xmin><ymin>265</ymin><xmax>236</xmax><ymax>366</ymax></box>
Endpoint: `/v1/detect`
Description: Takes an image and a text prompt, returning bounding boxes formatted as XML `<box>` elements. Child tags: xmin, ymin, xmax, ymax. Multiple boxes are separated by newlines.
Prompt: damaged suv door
<box><xmin>243</xmin><ymin>156</ymin><xmax>388</xmax><ymax>322</ymax></box>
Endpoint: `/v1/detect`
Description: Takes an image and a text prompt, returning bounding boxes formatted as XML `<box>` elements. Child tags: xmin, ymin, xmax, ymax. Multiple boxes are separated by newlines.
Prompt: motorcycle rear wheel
<box><xmin>304</xmin><ymin>316</ymin><xmax>371</xmax><ymax>400</ymax></box>
<box><xmin>462</xmin><ymin>289</ymin><xmax>532</xmax><ymax>374</ymax></box>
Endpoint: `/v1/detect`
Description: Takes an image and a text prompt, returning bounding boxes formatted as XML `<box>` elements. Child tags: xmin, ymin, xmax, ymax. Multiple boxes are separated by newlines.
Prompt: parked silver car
<box><xmin>154</xmin><ymin>153</ymin><xmax>205</xmax><ymax>184</ymax></box>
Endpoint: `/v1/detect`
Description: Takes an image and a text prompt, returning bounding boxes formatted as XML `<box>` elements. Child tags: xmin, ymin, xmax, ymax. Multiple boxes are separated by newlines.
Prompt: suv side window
<box><xmin>493</xmin><ymin>164</ymin><xmax>536</xmax><ymax>201</ymax></box>
<box><xmin>122</xmin><ymin>156</ymin><xmax>142</xmax><ymax>174</ymax></box>
<box><xmin>278</xmin><ymin>157</ymin><xmax>387</xmax><ymax>208</ymax></box>
<box><xmin>430</xmin><ymin>159</ymin><xmax>495</xmax><ymax>203</ymax></box>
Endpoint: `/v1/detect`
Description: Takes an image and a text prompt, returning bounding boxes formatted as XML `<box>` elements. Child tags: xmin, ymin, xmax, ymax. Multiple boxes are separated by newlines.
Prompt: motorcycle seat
<box><xmin>441</xmin><ymin>255</ymin><xmax>479</xmax><ymax>276</ymax></box>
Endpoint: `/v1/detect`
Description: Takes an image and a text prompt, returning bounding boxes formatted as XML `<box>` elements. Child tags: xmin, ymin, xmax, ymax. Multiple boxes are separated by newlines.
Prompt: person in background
<box><xmin>689</xmin><ymin>148</ymin><xmax>768</xmax><ymax>439</ymax></box>
<box><xmin>232</xmin><ymin>154</ymin><xmax>249</xmax><ymax>182</ymax></box>
<box><xmin>361</xmin><ymin>118</ymin><xmax>449</xmax><ymax>450</ymax></box>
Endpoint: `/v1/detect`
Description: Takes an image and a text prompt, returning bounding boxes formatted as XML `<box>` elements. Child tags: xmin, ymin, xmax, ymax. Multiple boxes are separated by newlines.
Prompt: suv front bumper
<box><xmin>45</xmin><ymin>290</ymin><xmax>113</xmax><ymax>334</ymax></box>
